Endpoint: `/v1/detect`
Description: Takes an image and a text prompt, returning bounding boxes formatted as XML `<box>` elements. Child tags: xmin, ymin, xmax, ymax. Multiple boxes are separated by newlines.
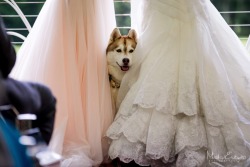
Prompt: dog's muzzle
<box><xmin>117</xmin><ymin>58</ymin><xmax>130</xmax><ymax>71</ymax></box>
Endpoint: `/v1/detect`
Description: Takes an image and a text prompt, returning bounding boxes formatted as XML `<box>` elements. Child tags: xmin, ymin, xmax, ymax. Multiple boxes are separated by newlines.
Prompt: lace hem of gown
<box><xmin>107</xmin><ymin>104</ymin><xmax>250</xmax><ymax>166</ymax></box>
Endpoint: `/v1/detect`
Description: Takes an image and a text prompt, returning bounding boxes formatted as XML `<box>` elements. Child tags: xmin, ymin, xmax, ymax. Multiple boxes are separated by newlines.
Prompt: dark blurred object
<box><xmin>0</xmin><ymin>16</ymin><xmax>56</xmax><ymax>144</ymax></box>
<box><xmin>0</xmin><ymin>74</ymin><xmax>16</xmax><ymax>167</ymax></box>
<box><xmin>0</xmin><ymin>17</ymin><xmax>16</xmax><ymax>78</ymax></box>
<box><xmin>17</xmin><ymin>113</ymin><xmax>61</xmax><ymax>167</ymax></box>
<box><xmin>0</xmin><ymin>15</ymin><xmax>60</xmax><ymax>166</ymax></box>
<box><xmin>0</xmin><ymin>104</ymin><xmax>61</xmax><ymax>167</ymax></box>
<box><xmin>0</xmin><ymin>110</ymin><xmax>33</xmax><ymax>167</ymax></box>
<box><xmin>17</xmin><ymin>113</ymin><xmax>37</xmax><ymax>131</ymax></box>
<box><xmin>17</xmin><ymin>112</ymin><xmax>61</xmax><ymax>167</ymax></box>
<box><xmin>2</xmin><ymin>78</ymin><xmax>56</xmax><ymax>144</ymax></box>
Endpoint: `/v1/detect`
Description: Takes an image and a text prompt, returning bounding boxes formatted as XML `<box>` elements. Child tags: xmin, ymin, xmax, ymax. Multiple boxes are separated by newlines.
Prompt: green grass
<box><xmin>240</xmin><ymin>38</ymin><xmax>248</xmax><ymax>46</ymax></box>
<box><xmin>13</xmin><ymin>45</ymin><xmax>21</xmax><ymax>53</ymax></box>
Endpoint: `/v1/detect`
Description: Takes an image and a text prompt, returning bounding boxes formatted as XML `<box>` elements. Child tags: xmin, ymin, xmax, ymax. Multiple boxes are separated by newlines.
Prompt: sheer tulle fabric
<box><xmin>11</xmin><ymin>0</ymin><xmax>115</xmax><ymax>166</ymax></box>
<box><xmin>107</xmin><ymin>0</ymin><xmax>250</xmax><ymax>166</ymax></box>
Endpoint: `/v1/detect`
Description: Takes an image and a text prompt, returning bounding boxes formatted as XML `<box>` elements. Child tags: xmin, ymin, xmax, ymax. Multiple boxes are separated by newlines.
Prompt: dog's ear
<box><xmin>109</xmin><ymin>28</ymin><xmax>121</xmax><ymax>45</ymax></box>
<box><xmin>128</xmin><ymin>29</ymin><xmax>137</xmax><ymax>43</ymax></box>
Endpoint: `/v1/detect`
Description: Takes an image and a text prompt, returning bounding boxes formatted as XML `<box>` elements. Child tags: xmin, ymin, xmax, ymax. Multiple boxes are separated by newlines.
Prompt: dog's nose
<box><xmin>122</xmin><ymin>58</ymin><xmax>130</xmax><ymax>65</ymax></box>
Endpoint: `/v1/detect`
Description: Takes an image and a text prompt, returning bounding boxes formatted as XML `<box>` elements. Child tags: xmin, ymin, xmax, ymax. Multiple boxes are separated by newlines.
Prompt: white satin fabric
<box><xmin>11</xmin><ymin>0</ymin><xmax>116</xmax><ymax>166</ymax></box>
<box><xmin>107</xmin><ymin>0</ymin><xmax>250</xmax><ymax>166</ymax></box>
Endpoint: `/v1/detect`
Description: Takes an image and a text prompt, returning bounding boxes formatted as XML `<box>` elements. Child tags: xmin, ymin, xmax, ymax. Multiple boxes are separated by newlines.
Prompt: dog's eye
<box><xmin>116</xmin><ymin>49</ymin><xmax>122</xmax><ymax>53</ymax></box>
<box><xmin>129</xmin><ymin>49</ymin><xmax>134</xmax><ymax>53</ymax></box>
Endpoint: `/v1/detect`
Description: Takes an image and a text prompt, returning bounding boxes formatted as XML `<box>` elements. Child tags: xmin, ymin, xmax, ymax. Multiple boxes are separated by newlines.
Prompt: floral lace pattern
<box><xmin>107</xmin><ymin>0</ymin><xmax>250</xmax><ymax>166</ymax></box>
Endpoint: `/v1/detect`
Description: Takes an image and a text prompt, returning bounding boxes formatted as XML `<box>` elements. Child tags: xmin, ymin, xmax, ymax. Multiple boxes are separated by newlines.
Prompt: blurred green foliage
<box><xmin>0</xmin><ymin>0</ymin><xmax>45</xmax><ymax>42</ymax></box>
<box><xmin>114</xmin><ymin>1</ymin><xmax>130</xmax><ymax>35</ymax></box>
<box><xmin>211</xmin><ymin>0</ymin><xmax>250</xmax><ymax>37</ymax></box>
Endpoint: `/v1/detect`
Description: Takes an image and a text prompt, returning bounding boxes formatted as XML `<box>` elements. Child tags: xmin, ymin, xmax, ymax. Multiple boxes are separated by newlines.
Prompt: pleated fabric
<box><xmin>11</xmin><ymin>0</ymin><xmax>116</xmax><ymax>166</ymax></box>
<box><xmin>107</xmin><ymin>0</ymin><xmax>250</xmax><ymax>166</ymax></box>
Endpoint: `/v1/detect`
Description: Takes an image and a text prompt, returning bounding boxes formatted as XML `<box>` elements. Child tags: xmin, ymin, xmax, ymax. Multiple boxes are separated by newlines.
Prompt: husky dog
<box><xmin>106</xmin><ymin>28</ymin><xmax>137</xmax><ymax>113</ymax></box>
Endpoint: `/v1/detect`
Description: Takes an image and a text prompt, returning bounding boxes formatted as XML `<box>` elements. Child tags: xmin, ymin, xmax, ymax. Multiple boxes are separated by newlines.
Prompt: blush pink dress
<box><xmin>10</xmin><ymin>0</ymin><xmax>115</xmax><ymax>166</ymax></box>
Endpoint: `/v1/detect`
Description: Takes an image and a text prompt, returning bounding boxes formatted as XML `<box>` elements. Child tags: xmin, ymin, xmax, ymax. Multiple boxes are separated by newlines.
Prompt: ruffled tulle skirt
<box><xmin>107</xmin><ymin>0</ymin><xmax>250</xmax><ymax>166</ymax></box>
<box><xmin>11</xmin><ymin>0</ymin><xmax>115</xmax><ymax>166</ymax></box>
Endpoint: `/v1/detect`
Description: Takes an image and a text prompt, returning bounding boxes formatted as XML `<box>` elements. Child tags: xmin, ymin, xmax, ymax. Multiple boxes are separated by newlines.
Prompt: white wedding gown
<box><xmin>107</xmin><ymin>0</ymin><xmax>250</xmax><ymax>166</ymax></box>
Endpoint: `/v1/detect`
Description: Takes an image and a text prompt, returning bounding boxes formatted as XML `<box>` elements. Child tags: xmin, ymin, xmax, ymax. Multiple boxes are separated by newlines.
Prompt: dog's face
<box><xmin>106</xmin><ymin>28</ymin><xmax>137</xmax><ymax>76</ymax></box>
